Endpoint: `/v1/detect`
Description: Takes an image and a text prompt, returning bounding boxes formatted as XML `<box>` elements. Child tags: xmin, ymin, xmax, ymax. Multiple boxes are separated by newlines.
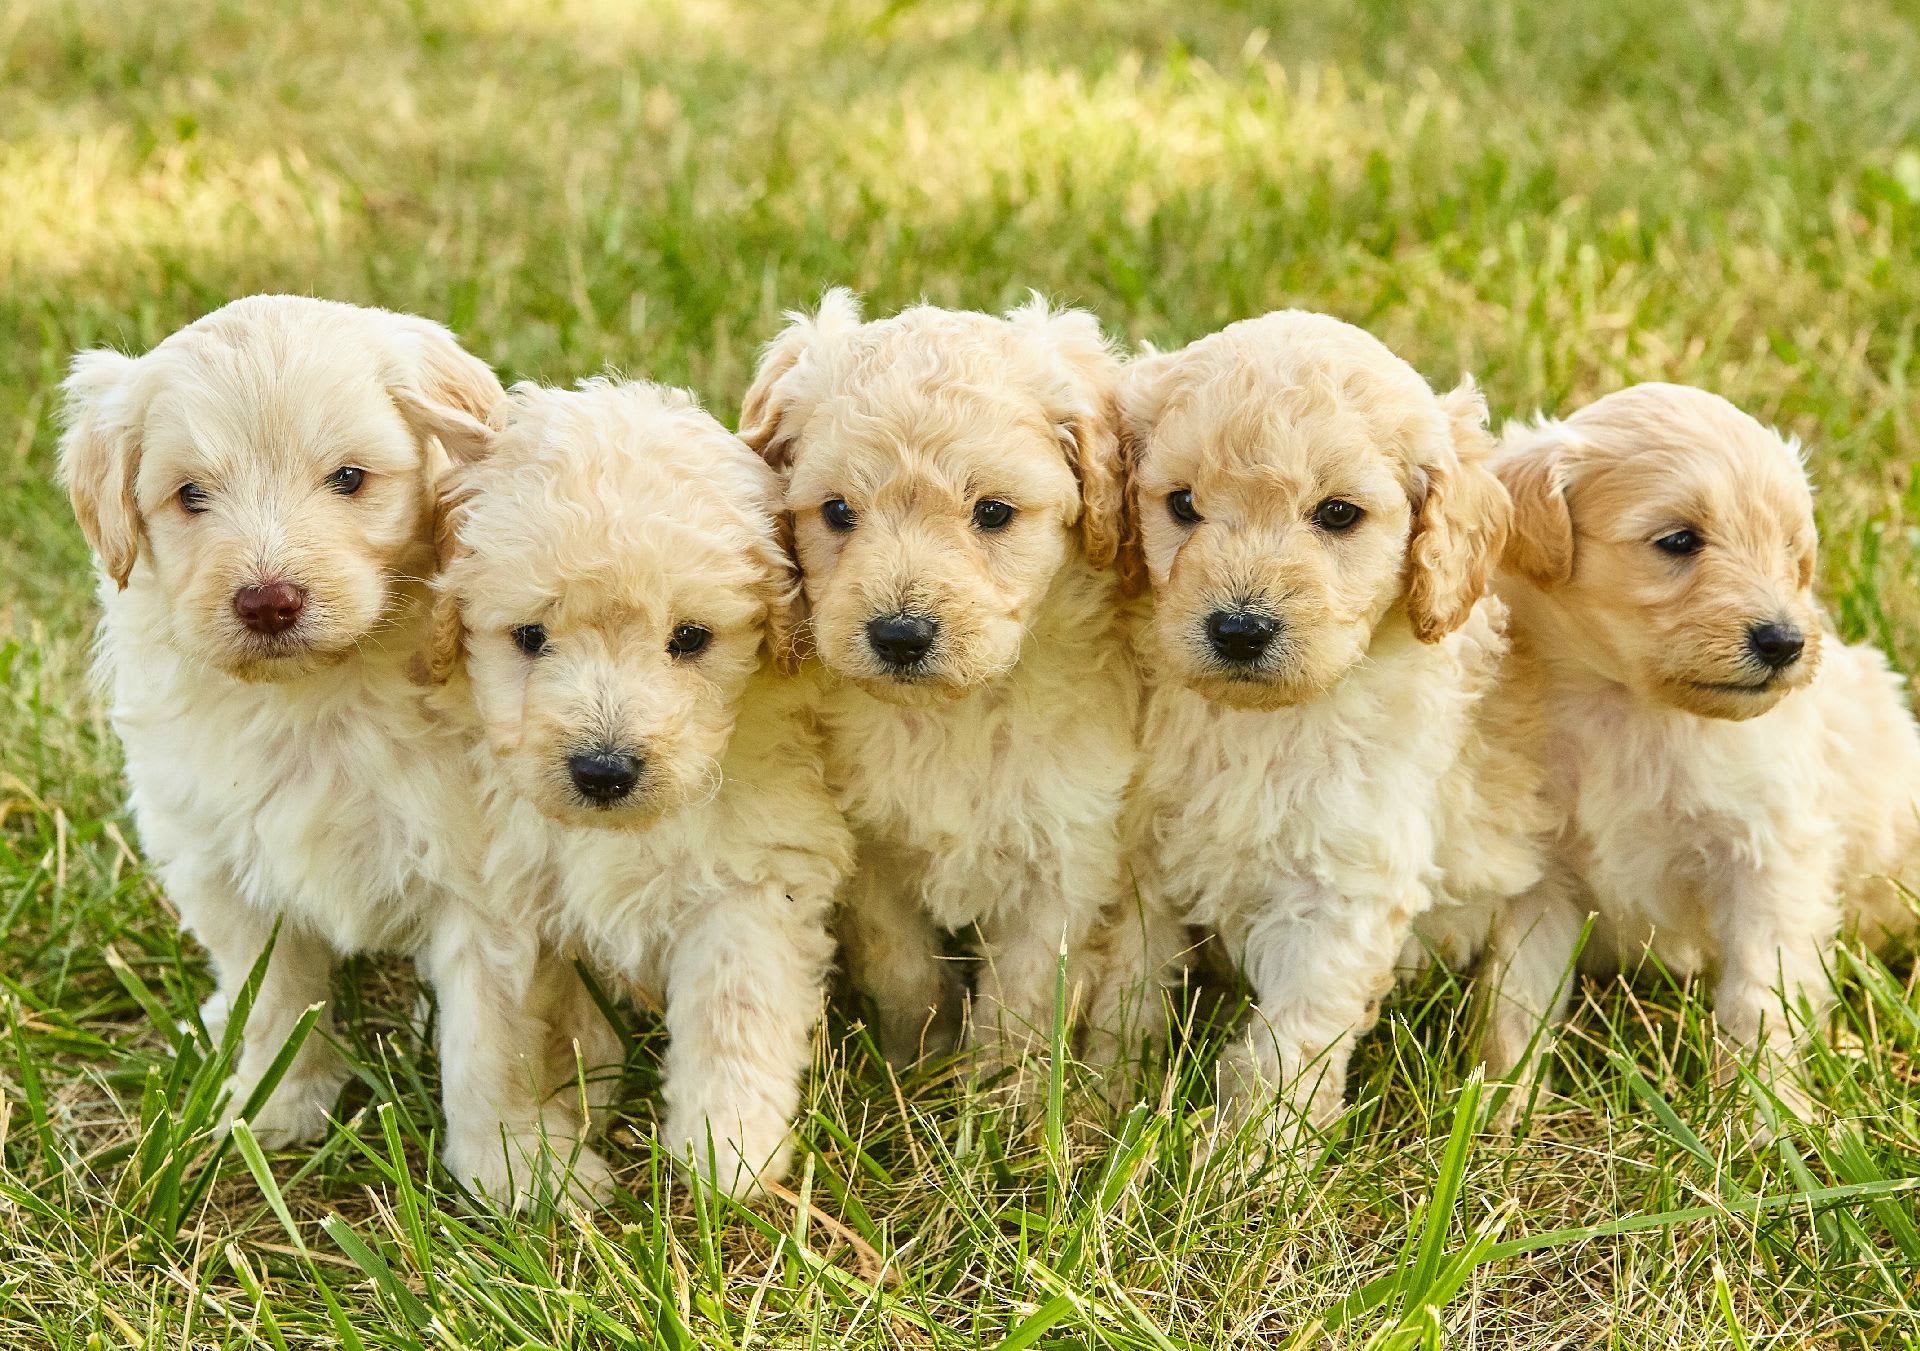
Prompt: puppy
<box><xmin>425</xmin><ymin>378</ymin><xmax>852</xmax><ymax>1198</ymax></box>
<box><xmin>1119</xmin><ymin>310</ymin><xmax>1543</xmax><ymax>1151</ymax></box>
<box><xmin>1478</xmin><ymin>383</ymin><xmax>1920</xmax><ymax>1113</ymax></box>
<box><xmin>59</xmin><ymin>295</ymin><xmax>605</xmax><ymax>1204</ymax></box>
<box><xmin>739</xmin><ymin>290</ymin><xmax>1140</xmax><ymax>1081</ymax></box>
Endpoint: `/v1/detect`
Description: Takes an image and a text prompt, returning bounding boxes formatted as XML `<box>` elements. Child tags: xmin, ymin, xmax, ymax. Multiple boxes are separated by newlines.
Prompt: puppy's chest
<box><xmin>120</xmin><ymin>676</ymin><xmax>470</xmax><ymax>945</ymax></box>
<box><xmin>1138</xmin><ymin>687</ymin><xmax>1458</xmax><ymax>925</ymax></box>
<box><xmin>1555</xmin><ymin>707</ymin><xmax>1798</xmax><ymax>941</ymax></box>
<box><xmin>823</xmin><ymin>678</ymin><xmax>1131</xmax><ymax>855</ymax></box>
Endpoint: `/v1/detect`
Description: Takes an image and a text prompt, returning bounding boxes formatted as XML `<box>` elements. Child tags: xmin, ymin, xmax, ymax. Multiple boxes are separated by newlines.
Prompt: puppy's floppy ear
<box><xmin>740</xmin><ymin>288</ymin><xmax>863</xmax><ymax>472</ymax></box>
<box><xmin>416</xmin><ymin>470</ymin><xmax>479</xmax><ymax>685</ymax></box>
<box><xmin>1492</xmin><ymin>420</ymin><xmax>1576</xmax><ymax>590</ymax></box>
<box><xmin>1108</xmin><ymin>349</ymin><xmax>1182</xmax><ymax>598</ymax></box>
<box><xmin>59</xmin><ymin>349</ymin><xmax>147</xmax><ymax>589</ymax></box>
<box><xmin>1004</xmin><ymin>294</ymin><xmax>1133</xmax><ymax>581</ymax></box>
<box><xmin>1406</xmin><ymin>377</ymin><xmax>1512</xmax><ymax>642</ymax></box>
<box><xmin>384</xmin><ymin>315</ymin><xmax>504</xmax><ymax>465</ymax></box>
<box><xmin>758</xmin><ymin>511</ymin><xmax>809</xmax><ymax>676</ymax></box>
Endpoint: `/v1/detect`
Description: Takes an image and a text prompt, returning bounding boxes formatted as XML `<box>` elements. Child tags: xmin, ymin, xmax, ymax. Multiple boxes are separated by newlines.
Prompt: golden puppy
<box><xmin>1479</xmin><ymin>383</ymin><xmax>1920</xmax><ymax>1114</ymax></box>
<box><xmin>1119</xmin><ymin>310</ymin><xmax>1545</xmax><ymax>1152</ymax></box>
<box><xmin>59</xmin><ymin>295</ymin><xmax>602</xmax><ymax>1205</ymax></box>
<box><xmin>739</xmin><ymin>290</ymin><xmax>1139</xmax><ymax>1080</ymax></box>
<box><xmin>426</xmin><ymin>378</ymin><xmax>852</xmax><ymax>1198</ymax></box>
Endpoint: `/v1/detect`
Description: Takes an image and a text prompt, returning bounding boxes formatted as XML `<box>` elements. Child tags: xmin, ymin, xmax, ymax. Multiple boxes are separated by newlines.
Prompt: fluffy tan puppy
<box><xmin>60</xmin><ymin>295</ymin><xmax>601</xmax><ymax>1205</ymax></box>
<box><xmin>426</xmin><ymin>378</ymin><xmax>852</xmax><ymax>1198</ymax></box>
<box><xmin>739</xmin><ymin>290</ymin><xmax>1140</xmax><ymax>1079</ymax></box>
<box><xmin>1479</xmin><ymin>383</ymin><xmax>1920</xmax><ymax>1113</ymax></box>
<box><xmin>1119</xmin><ymin>310</ymin><xmax>1545</xmax><ymax>1152</ymax></box>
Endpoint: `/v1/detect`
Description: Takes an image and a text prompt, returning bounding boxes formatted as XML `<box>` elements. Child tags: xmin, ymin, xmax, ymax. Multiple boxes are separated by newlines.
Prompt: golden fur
<box><xmin>1117</xmin><ymin>310</ymin><xmax>1546</xmax><ymax>1151</ymax></box>
<box><xmin>1479</xmin><ymin>383</ymin><xmax>1920</xmax><ymax>1118</ymax></box>
<box><xmin>741</xmin><ymin>290</ymin><xmax>1142</xmax><ymax>1079</ymax></box>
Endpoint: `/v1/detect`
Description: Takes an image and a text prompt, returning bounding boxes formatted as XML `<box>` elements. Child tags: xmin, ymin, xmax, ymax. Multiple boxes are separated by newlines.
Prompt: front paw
<box><xmin>669</xmin><ymin>1115</ymin><xmax>793</xmax><ymax>1201</ymax></box>
<box><xmin>877</xmin><ymin>1000</ymin><xmax>963</xmax><ymax>1071</ymax></box>
<box><xmin>220</xmin><ymin>1067</ymin><xmax>347</xmax><ymax>1148</ymax></box>
<box><xmin>1711</xmin><ymin>1041</ymin><xmax>1815</xmax><ymax>1147</ymax></box>
<box><xmin>445</xmin><ymin>1128</ymin><xmax>615</xmax><ymax>1211</ymax></box>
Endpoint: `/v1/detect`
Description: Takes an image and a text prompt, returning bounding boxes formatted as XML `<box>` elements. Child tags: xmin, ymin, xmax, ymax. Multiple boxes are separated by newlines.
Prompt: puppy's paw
<box><xmin>671</xmin><ymin>1116</ymin><xmax>793</xmax><ymax>1202</ymax></box>
<box><xmin>445</xmin><ymin>1129</ymin><xmax>615</xmax><ymax>1212</ymax></box>
<box><xmin>221</xmin><ymin>1067</ymin><xmax>346</xmax><ymax>1148</ymax></box>
<box><xmin>877</xmin><ymin>1001</ymin><xmax>963</xmax><ymax>1072</ymax></box>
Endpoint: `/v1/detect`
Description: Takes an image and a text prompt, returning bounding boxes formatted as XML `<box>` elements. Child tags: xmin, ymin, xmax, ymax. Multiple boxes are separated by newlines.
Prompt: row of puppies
<box><xmin>59</xmin><ymin>294</ymin><xmax>1920</xmax><ymax>1206</ymax></box>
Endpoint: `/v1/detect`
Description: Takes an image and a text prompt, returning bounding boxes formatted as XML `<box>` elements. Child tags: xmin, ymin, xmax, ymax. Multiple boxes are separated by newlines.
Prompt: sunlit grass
<box><xmin>2</xmin><ymin>0</ymin><xmax>1918</xmax><ymax>1345</ymax></box>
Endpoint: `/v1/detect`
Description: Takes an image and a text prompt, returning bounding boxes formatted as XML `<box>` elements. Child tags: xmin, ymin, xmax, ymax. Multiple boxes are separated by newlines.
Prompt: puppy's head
<box><xmin>1118</xmin><ymin>311</ymin><xmax>1508</xmax><ymax>709</ymax></box>
<box><xmin>1496</xmin><ymin>383</ymin><xmax>1822</xmax><ymax>720</ymax></box>
<box><xmin>429</xmin><ymin>379</ymin><xmax>799</xmax><ymax>829</ymax></box>
<box><xmin>58</xmin><ymin>295</ymin><xmax>501</xmax><ymax>681</ymax></box>
<box><xmin>739</xmin><ymin>289</ymin><xmax>1125</xmax><ymax>704</ymax></box>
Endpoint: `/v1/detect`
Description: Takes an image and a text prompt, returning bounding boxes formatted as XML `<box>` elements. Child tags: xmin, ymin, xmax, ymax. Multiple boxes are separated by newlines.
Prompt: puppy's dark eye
<box><xmin>972</xmin><ymin>499</ymin><xmax>1015</xmax><ymax>531</ymax></box>
<box><xmin>326</xmin><ymin>466</ymin><xmax>367</xmax><ymax>496</ymax></box>
<box><xmin>1654</xmin><ymin>529</ymin><xmax>1703</xmax><ymax>557</ymax></box>
<box><xmin>1167</xmin><ymin>489</ymin><xmax>1201</xmax><ymax>524</ymax></box>
<box><xmin>667</xmin><ymin>624</ymin><xmax>711</xmax><ymax>657</ymax></box>
<box><xmin>510</xmin><ymin>624</ymin><xmax>547</xmax><ymax>655</ymax></box>
<box><xmin>1311</xmin><ymin>499</ymin><xmax>1363</xmax><ymax>532</ymax></box>
<box><xmin>178</xmin><ymin>483</ymin><xmax>210</xmax><ymax>514</ymax></box>
<box><xmin>821</xmin><ymin>499</ymin><xmax>857</xmax><ymax>532</ymax></box>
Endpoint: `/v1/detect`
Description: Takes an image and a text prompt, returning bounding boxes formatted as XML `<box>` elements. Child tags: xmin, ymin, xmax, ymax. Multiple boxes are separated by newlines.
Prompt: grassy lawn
<box><xmin>4</xmin><ymin>0</ymin><xmax>1919</xmax><ymax>1345</ymax></box>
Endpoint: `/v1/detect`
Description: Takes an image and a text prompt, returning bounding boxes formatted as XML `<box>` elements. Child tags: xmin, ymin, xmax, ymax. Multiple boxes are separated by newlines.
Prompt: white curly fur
<box><xmin>1116</xmin><ymin>311</ymin><xmax>1546</xmax><ymax>1151</ymax></box>
<box><xmin>58</xmin><ymin>295</ymin><xmax>588</xmax><ymax>1207</ymax></box>
<box><xmin>428</xmin><ymin>378</ymin><xmax>853</xmax><ymax>1199</ymax></box>
<box><xmin>739</xmin><ymin>291</ymin><xmax>1142</xmax><ymax>1082</ymax></box>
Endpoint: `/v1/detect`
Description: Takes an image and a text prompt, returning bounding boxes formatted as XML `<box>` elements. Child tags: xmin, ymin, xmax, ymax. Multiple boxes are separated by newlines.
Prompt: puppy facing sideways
<box><xmin>60</xmin><ymin>295</ymin><xmax>604</xmax><ymax>1204</ymax></box>
<box><xmin>1119</xmin><ymin>311</ymin><xmax>1546</xmax><ymax>1153</ymax></box>
<box><xmin>739</xmin><ymin>290</ymin><xmax>1141</xmax><ymax>1081</ymax></box>
<box><xmin>425</xmin><ymin>378</ymin><xmax>853</xmax><ymax>1199</ymax></box>
<box><xmin>1478</xmin><ymin>384</ymin><xmax>1920</xmax><ymax>1117</ymax></box>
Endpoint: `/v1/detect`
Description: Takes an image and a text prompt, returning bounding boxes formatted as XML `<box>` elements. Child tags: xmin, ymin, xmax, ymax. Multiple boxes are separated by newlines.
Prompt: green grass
<box><xmin>4</xmin><ymin>0</ymin><xmax>1920</xmax><ymax>1344</ymax></box>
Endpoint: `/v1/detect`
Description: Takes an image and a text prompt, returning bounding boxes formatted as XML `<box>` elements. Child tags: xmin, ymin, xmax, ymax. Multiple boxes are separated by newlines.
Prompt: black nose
<box><xmin>567</xmin><ymin>751</ymin><xmax>641</xmax><ymax>804</ymax></box>
<box><xmin>1205</xmin><ymin>610</ymin><xmax>1280</xmax><ymax>664</ymax></box>
<box><xmin>866</xmin><ymin>614</ymin><xmax>937</xmax><ymax>668</ymax></box>
<box><xmin>1746</xmin><ymin>622</ymin><xmax>1805</xmax><ymax>671</ymax></box>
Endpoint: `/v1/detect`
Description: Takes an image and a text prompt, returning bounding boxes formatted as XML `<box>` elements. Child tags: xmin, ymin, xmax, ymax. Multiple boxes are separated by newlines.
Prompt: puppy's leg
<box><xmin>1080</xmin><ymin>883</ymin><xmax>1187</xmax><ymax>1081</ymax></box>
<box><xmin>970</xmin><ymin>851</ymin><xmax>1108</xmax><ymax>1093</ymax></box>
<box><xmin>422</xmin><ymin>904</ymin><xmax>612</xmax><ymax>1209</ymax></box>
<box><xmin>1476</xmin><ymin>865</ymin><xmax>1587</xmax><ymax>1119</ymax></box>
<box><xmin>537</xmin><ymin>950</ymin><xmax>625</xmax><ymax>1134</ymax></box>
<box><xmin>839</xmin><ymin>841</ymin><xmax>959</xmax><ymax>1068</ymax></box>
<box><xmin>1711</xmin><ymin>845</ymin><xmax>1840</xmax><ymax>1126</ymax></box>
<box><xmin>1213</xmin><ymin>875</ymin><xmax>1407</xmax><ymax>1160</ymax></box>
<box><xmin>662</xmin><ymin>888</ymin><xmax>836</xmax><ymax>1199</ymax></box>
<box><xmin>180</xmin><ymin>867</ymin><xmax>346</xmax><ymax>1148</ymax></box>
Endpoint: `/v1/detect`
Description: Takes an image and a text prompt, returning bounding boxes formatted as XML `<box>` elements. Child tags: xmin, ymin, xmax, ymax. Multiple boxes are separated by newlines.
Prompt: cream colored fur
<box><xmin>1117</xmin><ymin>310</ymin><xmax>1545</xmax><ymax>1153</ymax></box>
<box><xmin>58</xmin><ymin>295</ymin><xmax>592</xmax><ymax>1207</ymax></box>
<box><xmin>427</xmin><ymin>378</ymin><xmax>852</xmax><ymax>1199</ymax></box>
<box><xmin>1479</xmin><ymin>383</ymin><xmax>1920</xmax><ymax>1117</ymax></box>
<box><xmin>740</xmin><ymin>290</ymin><xmax>1141</xmax><ymax>1082</ymax></box>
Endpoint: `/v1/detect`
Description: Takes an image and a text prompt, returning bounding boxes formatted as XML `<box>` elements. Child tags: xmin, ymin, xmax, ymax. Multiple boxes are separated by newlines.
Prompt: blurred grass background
<box><xmin>2</xmin><ymin>1</ymin><xmax>1917</xmax><ymax>1346</ymax></box>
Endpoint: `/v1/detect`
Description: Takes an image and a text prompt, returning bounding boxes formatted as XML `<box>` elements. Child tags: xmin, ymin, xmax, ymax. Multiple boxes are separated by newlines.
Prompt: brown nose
<box><xmin>233</xmin><ymin>581</ymin><xmax>307</xmax><ymax>636</ymax></box>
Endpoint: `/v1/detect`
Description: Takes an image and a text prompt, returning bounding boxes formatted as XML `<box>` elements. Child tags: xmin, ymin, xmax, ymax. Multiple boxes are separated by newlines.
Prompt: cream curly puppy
<box><xmin>1479</xmin><ymin>384</ymin><xmax>1920</xmax><ymax>1113</ymax></box>
<box><xmin>59</xmin><ymin>295</ymin><xmax>603</xmax><ymax>1205</ymax></box>
<box><xmin>425</xmin><ymin>378</ymin><xmax>852</xmax><ymax>1199</ymax></box>
<box><xmin>1118</xmin><ymin>311</ymin><xmax>1545</xmax><ymax>1152</ymax></box>
<box><xmin>739</xmin><ymin>290</ymin><xmax>1140</xmax><ymax>1081</ymax></box>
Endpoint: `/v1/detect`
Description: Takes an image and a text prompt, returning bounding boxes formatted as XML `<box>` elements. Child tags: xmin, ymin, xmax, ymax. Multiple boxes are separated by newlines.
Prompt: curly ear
<box><xmin>758</xmin><ymin>511</ymin><xmax>809</xmax><ymax>676</ymax></box>
<box><xmin>1406</xmin><ymin>377</ymin><xmax>1512</xmax><ymax>642</ymax></box>
<box><xmin>1492</xmin><ymin>421</ymin><xmax>1576</xmax><ymax>589</ymax></box>
<box><xmin>1109</xmin><ymin>350</ymin><xmax>1185</xmax><ymax>598</ymax></box>
<box><xmin>1003</xmin><ymin>295</ymin><xmax>1134</xmax><ymax>580</ymax></box>
<box><xmin>740</xmin><ymin>288</ymin><xmax>862</xmax><ymax>472</ymax></box>
<box><xmin>416</xmin><ymin>472</ymin><xmax>478</xmax><ymax>685</ymax></box>
<box><xmin>385</xmin><ymin>316</ymin><xmax>504</xmax><ymax>465</ymax></box>
<box><xmin>59</xmin><ymin>349</ymin><xmax>148</xmax><ymax>589</ymax></box>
